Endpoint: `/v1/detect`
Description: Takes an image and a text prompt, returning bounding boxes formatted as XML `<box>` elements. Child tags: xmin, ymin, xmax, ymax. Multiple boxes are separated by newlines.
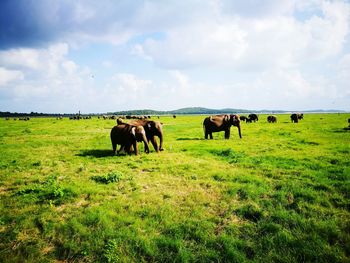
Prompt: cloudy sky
<box><xmin>0</xmin><ymin>0</ymin><xmax>350</xmax><ymax>113</ymax></box>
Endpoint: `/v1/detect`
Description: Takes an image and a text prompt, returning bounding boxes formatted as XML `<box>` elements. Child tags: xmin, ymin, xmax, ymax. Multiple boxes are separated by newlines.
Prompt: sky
<box><xmin>0</xmin><ymin>0</ymin><xmax>350</xmax><ymax>113</ymax></box>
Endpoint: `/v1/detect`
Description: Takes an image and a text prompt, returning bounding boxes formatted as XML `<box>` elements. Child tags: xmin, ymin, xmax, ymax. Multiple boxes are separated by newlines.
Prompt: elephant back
<box><xmin>110</xmin><ymin>124</ymin><xmax>134</xmax><ymax>143</ymax></box>
<box><xmin>129</xmin><ymin>120</ymin><xmax>163</xmax><ymax>139</ymax></box>
<box><xmin>203</xmin><ymin>115</ymin><xmax>229</xmax><ymax>129</ymax></box>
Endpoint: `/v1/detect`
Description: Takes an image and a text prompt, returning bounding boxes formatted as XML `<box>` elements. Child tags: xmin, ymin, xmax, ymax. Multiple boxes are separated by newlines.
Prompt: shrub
<box><xmin>16</xmin><ymin>175</ymin><xmax>76</xmax><ymax>205</ymax></box>
<box><xmin>91</xmin><ymin>172</ymin><xmax>124</xmax><ymax>184</ymax></box>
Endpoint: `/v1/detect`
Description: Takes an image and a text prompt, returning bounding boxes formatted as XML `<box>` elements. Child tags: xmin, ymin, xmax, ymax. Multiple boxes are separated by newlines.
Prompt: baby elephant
<box><xmin>110</xmin><ymin>124</ymin><xmax>149</xmax><ymax>155</ymax></box>
<box><xmin>267</xmin><ymin>115</ymin><xmax>277</xmax><ymax>123</ymax></box>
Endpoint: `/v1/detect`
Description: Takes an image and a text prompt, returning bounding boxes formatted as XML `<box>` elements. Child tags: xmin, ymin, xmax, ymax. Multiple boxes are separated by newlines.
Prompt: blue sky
<box><xmin>0</xmin><ymin>0</ymin><xmax>350</xmax><ymax>113</ymax></box>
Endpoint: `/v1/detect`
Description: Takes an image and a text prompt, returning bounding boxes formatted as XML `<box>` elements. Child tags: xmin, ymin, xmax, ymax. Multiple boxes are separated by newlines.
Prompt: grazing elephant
<box><xmin>129</xmin><ymin>120</ymin><xmax>164</xmax><ymax>152</ymax></box>
<box><xmin>203</xmin><ymin>114</ymin><xmax>242</xmax><ymax>139</ymax></box>
<box><xmin>110</xmin><ymin>124</ymin><xmax>149</xmax><ymax>155</ymax></box>
<box><xmin>239</xmin><ymin>115</ymin><xmax>248</xmax><ymax>122</ymax></box>
<box><xmin>267</xmin><ymin>115</ymin><xmax>277</xmax><ymax>123</ymax></box>
<box><xmin>291</xmin><ymin>113</ymin><xmax>303</xmax><ymax>123</ymax></box>
<box><xmin>248</xmin><ymin>114</ymin><xmax>258</xmax><ymax>122</ymax></box>
<box><xmin>117</xmin><ymin>117</ymin><xmax>126</xmax><ymax>125</ymax></box>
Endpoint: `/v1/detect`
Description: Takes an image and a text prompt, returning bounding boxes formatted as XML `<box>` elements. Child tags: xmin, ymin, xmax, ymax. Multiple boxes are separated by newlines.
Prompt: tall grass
<box><xmin>0</xmin><ymin>114</ymin><xmax>349</xmax><ymax>262</ymax></box>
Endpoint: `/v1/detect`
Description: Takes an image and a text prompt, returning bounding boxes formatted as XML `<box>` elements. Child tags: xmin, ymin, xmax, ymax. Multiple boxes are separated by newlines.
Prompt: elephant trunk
<box><xmin>237</xmin><ymin>123</ymin><xmax>242</xmax><ymax>139</ymax></box>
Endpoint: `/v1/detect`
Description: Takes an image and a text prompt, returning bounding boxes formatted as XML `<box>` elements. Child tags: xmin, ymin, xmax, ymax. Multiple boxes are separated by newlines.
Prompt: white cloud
<box><xmin>335</xmin><ymin>53</ymin><xmax>350</xmax><ymax>97</ymax></box>
<box><xmin>0</xmin><ymin>43</ymin><xmax>70</xmax><ymax>75</ymax></box>
<box><xmin>0</xmin><ymin>43</ymin><xmax>95</xmax><ymax>112</ymax></box>
<box><xmin>219</xmin><ymin>0</ymin><xmax>296</xmax><ymax>17</ymax></box>
<box><xmin>0</xmin><ymin>49</ymin><xmax>40</xmax><ymax>69</ymax></box>
<box><xmin>136</xmin><ymin>0</ymin><xmax>350</xmax><ymax>71</ymax></box>
<box><xmin>338</xmin><ymin>53</ymin><xmax>350</xmax><ymax>77</ymax></box>
<box><xmin>169</xmin><ymin>70</ymin><xmax>190</xmax><ymax>90</ymax></box>
<box><xmin>114</xmin><ymin>73</ymin><xmax>153</xmax><ymax>93</ymax></box>
<box><xmin>1</xmin><ymin>0</ymin><xmax>350</xmax><ymax>112</ymax></box>
<box><xmin>95</xmin><ymin>73</ymin><xmax>155</xmax><ymax>111</ymax></box>
<box><xmin>140</xmin><ymin>20</ymin><xmax>247</xmax><ymax>68</ymax></box>
<box><xmin>0</xmin><ymin>67</ymin><xmax>24</xmax><ymax>86</ymax></box>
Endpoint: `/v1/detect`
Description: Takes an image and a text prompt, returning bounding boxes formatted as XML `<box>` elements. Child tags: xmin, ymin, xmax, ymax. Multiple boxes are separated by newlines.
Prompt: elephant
<box><xmin>110</xmin><ymin>123</ymin><xmax>149</xmax><ymax>155</ymax></box>
<box><xmin>203</xmin><ymin>114</ymin><xmax>242</xmax><ymax>139</ymax></box>
<box><xmin>291</xmin><ymin>113</ymin><xmax>303</xmax><ymax>123</ymax></box>
<box><xmin>239</xmin><ymin>115</ymin><xmax>248</xmax><ymax>122</ymax></box>
<box><xmin>248</xmin><ymin>114</ymin><xmax>259</xmax><ymax>122</ymax></box>
<box><xmin>117</xmin><ymin>117</ymin><xmax>126</xmax><ymax>125</ymax></box>
<box><xmin>267</xmin><ymin>115</ymin><xmax>277</xmax><ymax>123</ymax></box>
<box><xmin>129</xmin><ymin>120</ymin><xmax>164</xmax><ymax>152</ymax></box>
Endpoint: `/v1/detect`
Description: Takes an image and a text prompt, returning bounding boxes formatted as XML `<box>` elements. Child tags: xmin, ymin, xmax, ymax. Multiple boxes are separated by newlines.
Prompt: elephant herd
<box><xmin>110</xmin><ymin>113</ymin><xmax>304</xmax><ymax>156</ymax></box>
<box><xmin>110</xmin><ymin>119</ymin><xmax>164</xmax><ymax>155</ymax></box>
<box><xmin>239</xmin><ymin>113</ymin><xmax>305</xmax><ymax>124</ymax></box>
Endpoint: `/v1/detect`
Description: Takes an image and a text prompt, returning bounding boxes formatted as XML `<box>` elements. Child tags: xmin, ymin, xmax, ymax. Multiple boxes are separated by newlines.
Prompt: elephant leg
<box><xmin>150</xmin><ymin>136</ymin><xmax>159</xmax><ymax>152</ymax></box>
<box><xmin>117</xmin><ymin>144</ymin><xmax>125</xmax><ymax>155</ymax></box>
<box><xmin>112</xmin><ymin>143</ymin><xmax>117</xmax><ymax>154</ymax></box>
<box><xmin>144</xmin><ymin>141</ymin><xmax>150</xmax><ymax>153</ymax></box>
<box><xmin>133</xmin><ymin>141</ymin><xmax>138</xmax><ymax>155</ymax></box>
<box><xmin>205</xmin><ymin>130</ymin><xmax>209</xmax><ymax>139</ymax></box>
<box><xmin>225</xmin><ymin>129</ymin><xmax>230</xmax><ymax>139</ymax></box>
<box><xmin>124</xmin><ymin>143</ymin><xmax>132</xmax><ymax>155</ymax></box>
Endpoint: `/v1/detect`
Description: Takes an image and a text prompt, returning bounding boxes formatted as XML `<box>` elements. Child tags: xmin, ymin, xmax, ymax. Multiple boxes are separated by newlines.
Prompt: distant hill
<box><xmin>111</xmin><ymin>107</ymin><xmax>261</xmax><ymax>115</ymax></box>
<box><xmin>110</xmin><ymin>107</ymin><xmax>347</xmax><ymax>115</ymax></box>
<box><xmin>109</xmin><ymin>107</ymin><xmax>324</xmax><ymax>115</ymax></box>
<box><xmin>170</xmin><ymin>107</ymin><xmax>250</xmax><ymax>114</ymax></box>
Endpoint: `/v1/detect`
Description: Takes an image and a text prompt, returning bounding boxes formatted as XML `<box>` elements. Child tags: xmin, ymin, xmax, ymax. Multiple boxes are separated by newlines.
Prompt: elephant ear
<box><xmin>130</xmin><ymin>127</ymin><xmax>136</xmax><ymax>139</ymax></box>
<box><xmin>230</xmin><ymin>114</ymin><xmax>239</xmax><ymax>125</ymax></box>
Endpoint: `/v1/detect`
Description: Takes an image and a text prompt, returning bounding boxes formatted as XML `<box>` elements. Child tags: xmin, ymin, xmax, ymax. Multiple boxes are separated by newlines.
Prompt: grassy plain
<box><xmin>0</xmin><ymin>113</ymin><xmax>349</xmax><ymax>262</ymax></box>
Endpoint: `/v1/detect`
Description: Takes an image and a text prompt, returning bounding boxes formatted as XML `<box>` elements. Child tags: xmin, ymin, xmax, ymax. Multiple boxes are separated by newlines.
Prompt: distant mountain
<box><xmin>110</xmin><ymin>107</ymin><xmax>347</xmax><ymax>115</ymax></box>
<box><xmin>170</xmin><ymin>107</ymin><xmax>250</xmax><ymax>114</ymax></box>
<box><xmin>110</xmin><ymin>107</ymin><xmax>291</xmax><ymax>115</ymax></box>
<box><xmin>302</xmin><ymin>109</ymin><xmax>346</xmax><ymax>113</ymax></box>
<box><xmin>110</xmin><ymin>107</ymin><xmax>253</xmax><ymax>115</ymax></box>
<box><xmin>107</xmin><ymin>109</ymin><xmax>165</xmax><ymax>116</ymax></box>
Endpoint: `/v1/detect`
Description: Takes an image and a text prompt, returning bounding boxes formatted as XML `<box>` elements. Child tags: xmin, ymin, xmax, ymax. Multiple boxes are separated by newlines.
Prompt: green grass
<box><xmin>0</xmin><ymin>114</ymin><xmax>349</xmax><ymax>262</ymax></box>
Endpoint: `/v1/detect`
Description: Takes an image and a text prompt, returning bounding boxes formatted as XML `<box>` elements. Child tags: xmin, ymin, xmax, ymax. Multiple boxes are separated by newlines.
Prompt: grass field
<box><xmin>0</xmin><ymin>113</ymin><xmax>349</xmax><ymax>262</ymax></box>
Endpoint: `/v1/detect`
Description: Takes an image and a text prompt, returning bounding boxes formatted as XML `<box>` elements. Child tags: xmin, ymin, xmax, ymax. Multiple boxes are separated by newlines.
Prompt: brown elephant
<box><xmin>129</xmin><ymin>120</ymin><xmax>164</xmax><ymax>152</ymax></box>
<box><xmin>117</xmin><ymin>117</ymin><xmax>126</xmax><ymax>125</ymax></box>
<box><xmin>239</xmin><ymin>115</ymin><xmax>248</xmax><ymax>122</ymax></box>
<box><xmin>203</xmin><ymin>114</ymin><xmax>242</xmax><ymax>139</ymax></box>
<box><xmin>248</xmin><ymin>113</ymin><xmax>258</xmax><ymax>122</ymax></box>
<box><xmin>267</xmin><ymin>115</ymin><xmax>277</xmax><ymax>123</ymax></box>
<box><xmin>110</xmin><ymin>124</ymin><xmax>149</xmax><ymax>155</ymax></box>
<box><xmin>291</xmin><ymin>113</ymin><xmax>303</xmax><ymax>123</ymax></box>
